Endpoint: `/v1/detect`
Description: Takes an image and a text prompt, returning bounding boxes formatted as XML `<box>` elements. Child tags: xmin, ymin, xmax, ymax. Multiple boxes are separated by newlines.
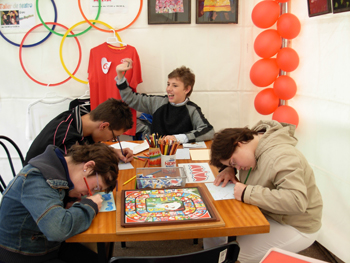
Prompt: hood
<box><xmin>252</xmin><ymin>120</ymin><xmax>298</xmax><ymax>160</ymax></box>
<box><xmin>28</xmin><ymin>145</ymin><xmax>69</xmax><ymax>189</ymax></box>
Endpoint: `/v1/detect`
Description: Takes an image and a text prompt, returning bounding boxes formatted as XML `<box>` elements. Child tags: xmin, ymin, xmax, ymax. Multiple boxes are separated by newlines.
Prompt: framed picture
<box><xmin>121</xmin><ymin>187</ymin><xmax>219</xmax><ymax>227</ymax></box>
<box><xmin>333</xmin><ymin>0</ymin><xmax>350</xmax><ymax>13</ymax></box>
<box><xmin>196</xmin><ymin>0</ymin><xmax>238</xmax><ymax>24</ymax></box>
<box><xmin>307</xmin><ymin>0</ymin><xmax>332</xmax><ymax>17</ymax></box>
<box><xmin>148</xmin><ymin>0</ymin><xmax>191</xmax><ymax>24</ymax></box>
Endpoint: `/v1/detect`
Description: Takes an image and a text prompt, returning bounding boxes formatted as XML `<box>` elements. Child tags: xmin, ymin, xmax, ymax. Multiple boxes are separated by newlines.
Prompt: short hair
<box><xmin>67</xmin><ymin>143</ymin><xmax>119</xmax><ymax>193</ymax></box>
<box><xmin>168</xmin><ymin>66</ymin><xmax>195</xmax><ymax>97</ymax></box>
<box><xmin>90</xmin><ymin>98</ymin><xmax>133</xmax><ymax>132</ymax></box>
<box><xmin>210</xmin><ymin>127</ymin><xmax>258</xmax><ymax>169</ymax></box>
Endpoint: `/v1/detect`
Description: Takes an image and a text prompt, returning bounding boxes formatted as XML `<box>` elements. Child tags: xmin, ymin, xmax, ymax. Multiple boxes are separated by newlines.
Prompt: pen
<box><xmin>244</xmin><ymin>167</ymin><xmax>252</xmax><ymax>184</ymax></box>
<box><xmin>84</xmin><ymin>177</ymin><xmax>92</xmax><ymax>196</ymax></box>
<box><xmin>123</xmin><ymin>175</ymin><xmax>136</xmax><ymax>185</ymax></box>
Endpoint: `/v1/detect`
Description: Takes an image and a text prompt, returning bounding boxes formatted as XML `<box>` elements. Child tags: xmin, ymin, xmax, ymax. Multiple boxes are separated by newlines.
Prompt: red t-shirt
<box><xmin>88</xmin><ymin>43</ymin><xmax>142</xmax><ymax>136</ymax></box>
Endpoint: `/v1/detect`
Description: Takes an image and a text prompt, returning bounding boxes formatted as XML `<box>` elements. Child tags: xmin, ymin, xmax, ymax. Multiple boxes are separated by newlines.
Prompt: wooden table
<box><xmin>66</xmin><ymin>141</ymin><xmax>269</xmax><ymax>262</ymax></box>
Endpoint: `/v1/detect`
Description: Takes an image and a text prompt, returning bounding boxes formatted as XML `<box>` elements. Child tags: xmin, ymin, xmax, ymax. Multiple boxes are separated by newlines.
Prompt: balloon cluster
<box><xmin>250</xmin><ymin>0</ymin><xmax>300</xmax><ymax>127</ymax></box>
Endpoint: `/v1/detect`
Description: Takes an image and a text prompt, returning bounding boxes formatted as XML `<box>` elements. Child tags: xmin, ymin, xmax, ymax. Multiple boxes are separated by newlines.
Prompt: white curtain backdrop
<box><xmin>0</xmin><ymin>1</ymin><xmax>349</xmax><ymax>261</ymax></box>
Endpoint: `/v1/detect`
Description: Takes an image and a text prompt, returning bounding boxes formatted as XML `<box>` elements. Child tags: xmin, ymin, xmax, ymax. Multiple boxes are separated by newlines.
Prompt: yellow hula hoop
<box><xmin>60</xmin><ymin>20</ymin><xmax>123</xmax><ymax>84</ymax></box>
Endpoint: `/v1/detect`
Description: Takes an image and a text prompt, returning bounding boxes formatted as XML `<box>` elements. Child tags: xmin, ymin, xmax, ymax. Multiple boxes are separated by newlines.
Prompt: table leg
<box><xmin>97</xmin><ymin>242</ymin><xmax>107</xmax><ymax>263</ymax></box>
<box><xmin>228</xmin><ymin>236</ymin><xmax>237</xmax><ymax>242</ymax></box>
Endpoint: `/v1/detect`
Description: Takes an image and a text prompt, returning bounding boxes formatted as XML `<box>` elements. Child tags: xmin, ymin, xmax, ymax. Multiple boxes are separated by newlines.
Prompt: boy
<box><xmin>0</xmin><ymin>143</ymin><xmax>119</xmax><ymax>263</ymax></box>
<box><xmin>24</xmin><ymin>98</ymin><xmax>134</xmax><ymax>165</ymax></box>
<box><xmin>205</xmin><ymin>120</ymin><xmax>323</xmax><ymax>263</ymax></box>
<box><xmin>115</xmin><ymin>60</ymin><xmax>214</xmax><ymax>143</ymax></box>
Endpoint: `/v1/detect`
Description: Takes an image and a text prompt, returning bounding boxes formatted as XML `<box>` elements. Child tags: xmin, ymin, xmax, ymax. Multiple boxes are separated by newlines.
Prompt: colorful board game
<box><xmin>121</xmin><ymin>187</ymin><xmax>218</xmax><ymax>227</ymax></box>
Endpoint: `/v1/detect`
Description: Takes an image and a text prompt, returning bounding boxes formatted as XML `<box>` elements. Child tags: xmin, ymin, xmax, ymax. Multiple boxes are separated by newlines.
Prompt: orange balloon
<box><xmin>251</xmin><ymin>1</ymin><xmax>280</xmax><ymax>29</ymax></box>
<box><xmin>250</xmin><ymin>58</ymin><xmax>279</xmax><ymax>87</ymax></box>
<box><xmin>254</xmin><ymin>88</ymin><xmax>279</xmax><ymax>115</ymax></box>
<box><xmin>276</xmin><ymin>47</ymin><xmax>299</xmax><ymax>72</ymax></box>
<box><xmin>277</xmin><ymin>13</ymin><xmax>301</xmax><ymax>39</ymax></box>
<box><xmin>272</xmin><ymin>105</ymin><xmax>299</xmax><ymax>127</ymax></box>
<box><xmin>273</xmin><ymin>75</ymin><xmax>297</xmax><ymax>100</ymax></box>
<box><xmin>254</xmin><ymin>29</ymin><xmax>282</xmax><ymax>58</ymax></box>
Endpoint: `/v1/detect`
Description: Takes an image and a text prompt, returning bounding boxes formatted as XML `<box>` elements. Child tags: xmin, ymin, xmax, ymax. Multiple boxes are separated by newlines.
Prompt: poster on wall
<box><xmin>307</xmin><ymin>0</ymin><xmax>332</xmax><ymax>17</ymax></box>
<box><xmin>196</xmin><ymin>0</ymin><xmax>238</xmax><ymax>24</ymax></box>
<box><xmin>148</xmin><ymin>0</ymin><xmax>191</xmax><ymax>24</ymax></box>
<box><xmin>0</xmin><ymin>1</ymin><xmax>35</xmax><ymax>30</ymax></box>
<box><xmin>90</xmin><ymin>0</ymin><xmax>129</xmax><ymax>14</ymax></box>
<box><xmin>333</xmin><ymin>0</ymin><xmax>350</xmax><ymax>13</ymax></box>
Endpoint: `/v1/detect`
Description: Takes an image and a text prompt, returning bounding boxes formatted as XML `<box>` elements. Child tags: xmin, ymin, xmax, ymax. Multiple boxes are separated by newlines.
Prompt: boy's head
<box><xmin>210</xmin><ymin>128</ymin><xmax>258</xmax><ymax>169</ymax></box>
<box><xmin>168</xmin><ymin>66</ymin><xmax>195</xmax><ymax>98</ymax></box>
<box><xmin>90</xmin><ymin>99</ymin><xmax>133</xmax><ymax>142</ymax></box>
<box><xmin>67</xmin><ymin>143</ymin><xmax>119</xmax><ymax>194</ymax></box>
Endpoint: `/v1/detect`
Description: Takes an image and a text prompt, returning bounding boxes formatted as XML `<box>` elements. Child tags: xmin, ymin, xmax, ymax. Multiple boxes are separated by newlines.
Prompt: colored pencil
<box><xmin>84</xmin><ymin>177</ymin><xmax>92</xmax><ymax>196</ymax></box>
<box><xmin>116</xmin><ymin>136</ymin><xmax>125</xmax><ymax>157</ymax></box>
<box><xmin>123</xmin><ymin>175</ymin><xmax>136</xmax><ymax>185</ymax></box>
<box><xmin>244</xmin><ymin>168</ymin><xmax>252</xmax><ymax>184</ymax></box>
<box><xmin>133</xmin><ymin>156</ymin><xmax>146</xmax><ymax>161</ymax></box>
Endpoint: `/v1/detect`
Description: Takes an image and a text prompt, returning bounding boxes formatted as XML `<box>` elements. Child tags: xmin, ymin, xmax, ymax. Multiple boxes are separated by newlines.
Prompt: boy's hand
<box><xmin>116</xmin><ymin>58</ymin><xmax>133</xmax><ymax>79</ymax></box>
<box><xmin>163</xmin><ymin>135</ymin><xmax>177</xmax><ymax>142</ymax></box>
<box><xmin>87</xmin><ymin>194</ymin><xmax>103</xmax><ymax>211</ymax></box>
<box><xmin>113</xmin><ymin>148</ymin><xmax>133</xmax><ymax>163</ymax></box>
<box><xmin>214</xmin><ymin>166</ymin><xmax>238</xmax><ymax>187</ymax></box>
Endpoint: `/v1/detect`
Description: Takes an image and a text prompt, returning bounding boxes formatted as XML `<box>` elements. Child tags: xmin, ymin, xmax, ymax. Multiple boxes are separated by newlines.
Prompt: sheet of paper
<box><xmin>97</xmin><ymin>191</ymin><xmax>116</xmax><ymax>212</ymax></box>
<box><xmin>176</xmin><ymin>148</ymin><xmax>190</xmax><ymax>159</ymax></box>
<box><xmin>183</xmin><ymin>141</ymin><xmax>207</xmax><ymax>148</ymax></box>
<box><xmin>110</xmin><ymin>140</ymin><xmax>149</xmax><ymax>154</ymax></box>
<box><xmin>189</xmin><ymin>149</ymin><xmax>210</xmax><ymax>160</ymax></box>
<box><xmin>118</xmin><ymin>162</ymin><xmax>134</xmax><ymax>170</ymax></box>
<box><xmin>178</xmin><ymin>163</ymin><xmax>215</xmax><ymax>183</ymax></box>
<box><xmin>205</xmin><ymin>182</ymin><xmax>235</xmax><ymax>201</ymax></box>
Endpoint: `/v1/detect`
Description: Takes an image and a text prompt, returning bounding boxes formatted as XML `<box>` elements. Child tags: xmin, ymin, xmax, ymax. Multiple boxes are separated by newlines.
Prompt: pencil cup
<box><xmin>161</xmin><ymin>154</ymin><xmax>176</xmax><ymax>168</ymax></box>
<box><xmin>148</xmin><ymin>147</ymin><xmax>161</xmax><ymax>166</ymax></box>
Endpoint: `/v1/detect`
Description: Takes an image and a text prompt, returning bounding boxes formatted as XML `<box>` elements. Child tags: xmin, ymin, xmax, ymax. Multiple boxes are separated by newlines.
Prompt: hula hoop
<box><xmin>36</xmin><ymin>0</ymin><xmax>101</xmax><ymax>37</ymax></box>
<box><xmin>19</xmin><ymin>22</ymin><xmax>82</xmax><ymax>86</ymax></box>
<box><xmin>78</xmin><ymin>0</ymin><xmax>143</xmax><ymax>33</ymax></box>
<box><xmin>59</xmin><ymin>20</ymin><xmax>123</xmax><ymax>84</ymax></box>
<box><xmin>0</xmin><ymin>0</ymin><xmax>57</xmax><ymax>47</ymax></box>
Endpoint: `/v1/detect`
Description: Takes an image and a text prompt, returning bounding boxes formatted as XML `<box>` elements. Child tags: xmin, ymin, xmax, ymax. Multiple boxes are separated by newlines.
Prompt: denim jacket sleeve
<box><xmin>22</xmin><ymin>171</ymin><xmax>96</xmax><ymax>242</ymax></box>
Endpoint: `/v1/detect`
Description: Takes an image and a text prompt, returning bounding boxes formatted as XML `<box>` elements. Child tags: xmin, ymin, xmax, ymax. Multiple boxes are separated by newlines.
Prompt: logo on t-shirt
<box><xmin>101</xmin><ymin>57</ymin><xmax>111</xmax><ymax>74</ymax></box>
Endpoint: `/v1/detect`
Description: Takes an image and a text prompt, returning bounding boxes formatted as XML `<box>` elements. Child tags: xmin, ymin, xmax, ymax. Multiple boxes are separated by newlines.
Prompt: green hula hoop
<box><xmin>36</xmin><ymin>0</ymin><xmax>101</xmax><ymax>37</ymax></box>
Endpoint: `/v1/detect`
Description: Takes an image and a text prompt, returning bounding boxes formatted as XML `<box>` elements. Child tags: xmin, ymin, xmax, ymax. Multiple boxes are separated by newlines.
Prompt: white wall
<box><xmin>0</xmin><ymin>1</ymin><xmax>349</xmax><ymax>261</ymax></box>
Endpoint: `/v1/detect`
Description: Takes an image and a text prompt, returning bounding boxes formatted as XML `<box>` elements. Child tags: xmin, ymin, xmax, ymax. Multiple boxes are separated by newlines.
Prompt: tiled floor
<box><xmin>112</xmin><ymin>240</ymin><xmax>344</xmax><ymax>263</ymax></box>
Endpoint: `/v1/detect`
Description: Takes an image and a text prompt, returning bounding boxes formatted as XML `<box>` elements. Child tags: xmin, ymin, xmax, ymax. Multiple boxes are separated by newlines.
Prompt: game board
<box><xmin>121</xmin><ymin>187</ymin><xmax>218</xmax><ymax>227</ymax></box>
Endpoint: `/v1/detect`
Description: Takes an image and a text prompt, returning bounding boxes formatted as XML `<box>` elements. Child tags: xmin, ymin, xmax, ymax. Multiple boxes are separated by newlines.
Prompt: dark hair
<box><xmin>90</xmin><ymin>98</ymin><xmax>133</xmax><ymax>132</ymax></box>
<box><xmin>168</xmin><ymin>66</ymin><xmax>195</xmax><ymax>97</ymax></box>
<box><xmin>67</xmin><ymin>143</ymin><xmax>119</xmax><ymax>193</ymax></box>
<box><xmin>210</xmin><ymin>127</ymin><xmax>258</xmax><ymax>168</ymax></box>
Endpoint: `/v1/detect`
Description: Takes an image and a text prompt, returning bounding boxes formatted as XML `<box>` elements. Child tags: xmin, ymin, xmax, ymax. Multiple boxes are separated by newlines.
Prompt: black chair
<box><xmin>0</xmin><ymin>136</ymin><xmax>24</xmax><ymax>193</ymax></box>
<box><xmin>109</xmin><ymin>241</ymin><xmax>240</xmax><ymax>263</ymax></box>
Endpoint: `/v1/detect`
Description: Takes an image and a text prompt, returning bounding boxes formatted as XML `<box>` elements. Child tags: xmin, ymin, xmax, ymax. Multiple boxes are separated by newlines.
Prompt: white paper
<box><xmin>205</xmin><ymin>182</ymin><xmax>235</xmax><ymax>201</ymax></box>
<box><xmin>176</xmin><ymin>148</ymin><xmax>190</xmax><ymax>159</ymax></box>
<box><xmin>98</xmin><ymin>191</ymin><xmax>116</xmax><ymax>212</ymax></box>
<box><xmin>178</xmin><ymin>163</ymin><xmax>215</xmax><ymax>183</ymax></box>
<box><xmin>110</xmin><ymin>140</ymin><xmax>149</xmax><ymax>154</ymax></box>
<box><xmin>183</xmin><ymin>141</ymin><xmax>207</xmax><ymax>148</ymax></box>
<box><xmin>118</xmin><ymin>162</ymin><xmax>134</xmax><ymax>170</ymax></box>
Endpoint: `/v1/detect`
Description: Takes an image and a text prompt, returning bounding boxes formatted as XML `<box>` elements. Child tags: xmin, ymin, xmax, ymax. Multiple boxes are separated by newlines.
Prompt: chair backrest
<box><xmin>109</xmin><ymin>241</ymin><xmax>240</xmax><ymax>263</ymax></box>
<box><xmin>0</xmin><ymin>136</ymin><xmax>24</xmax><ymax>190</ymax></box>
